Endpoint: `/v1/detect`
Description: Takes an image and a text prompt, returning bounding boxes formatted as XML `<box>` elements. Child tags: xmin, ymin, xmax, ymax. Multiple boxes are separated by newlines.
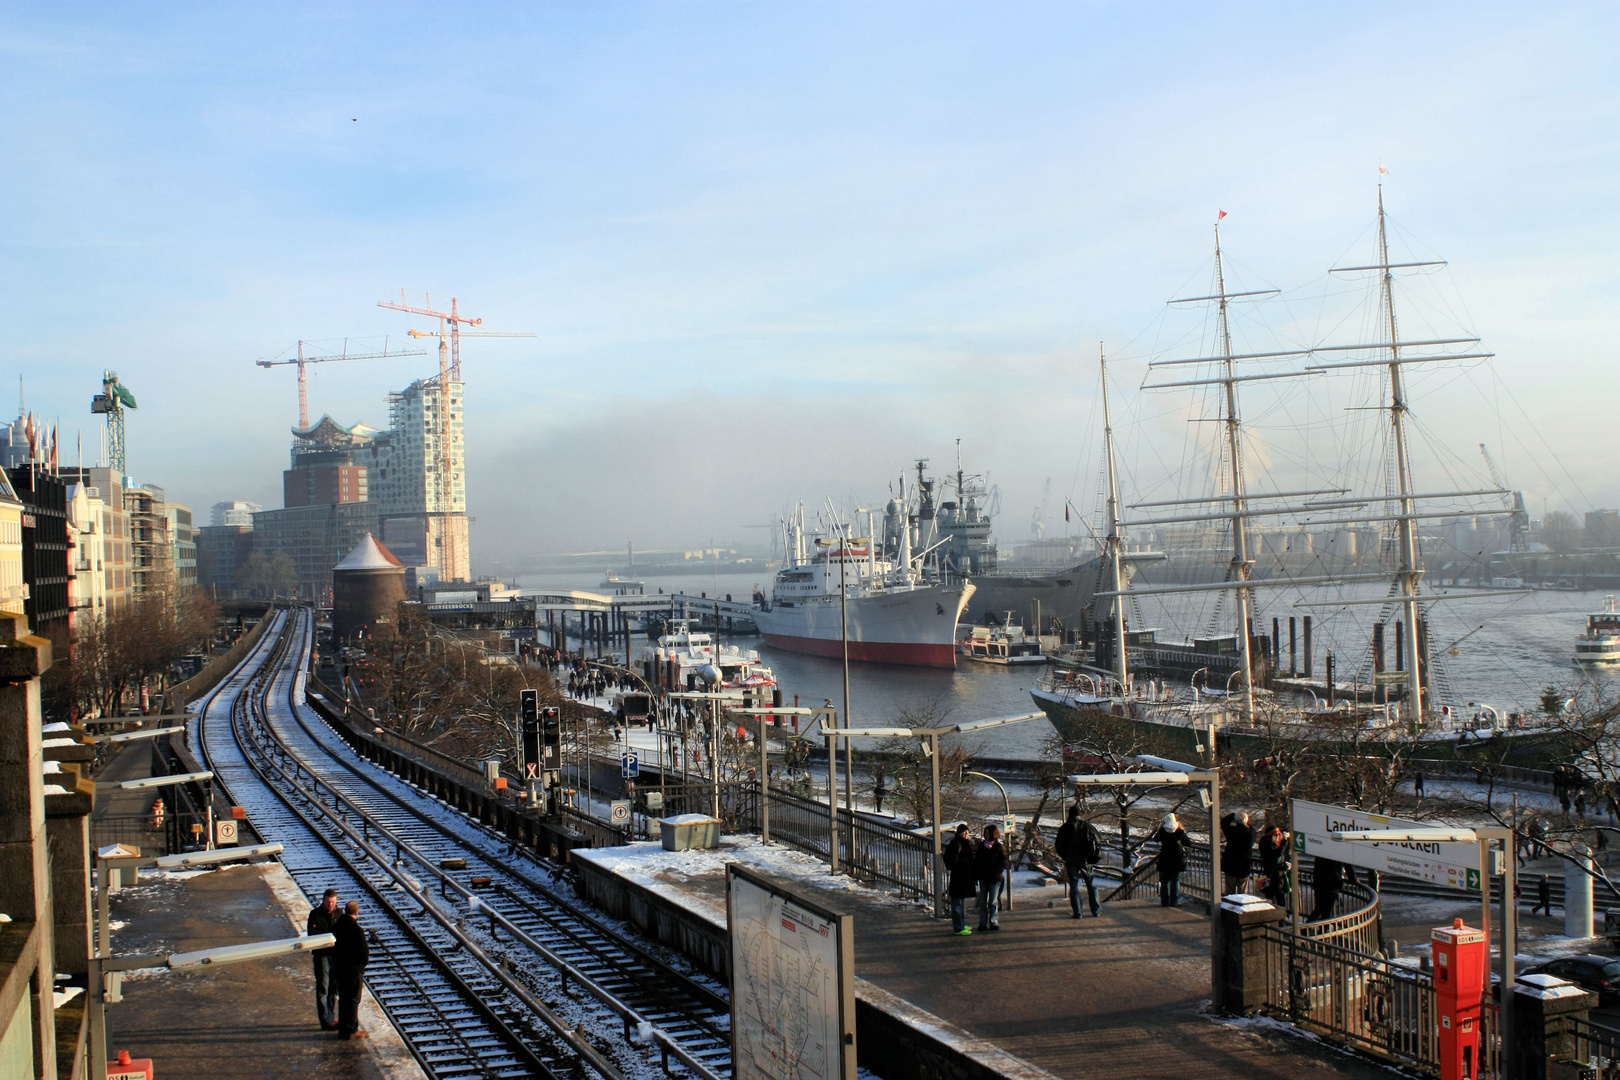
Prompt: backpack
<box><xmin>1080</xmin><ymin>821</ymin><xmax>1103</xmax><ymax>864</ymax></box>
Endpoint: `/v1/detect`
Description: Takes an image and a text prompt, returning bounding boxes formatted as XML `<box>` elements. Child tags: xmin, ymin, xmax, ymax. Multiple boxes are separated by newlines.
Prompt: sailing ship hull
<box><xmin>1031</xmin><ymin>689</ymin><xmax>1572</xmax><ymax>767</ymax></box>
<box><xmin>756</xmin><ymin>583</ymin><xmax>974</xmax><ymax>669</ymax></box>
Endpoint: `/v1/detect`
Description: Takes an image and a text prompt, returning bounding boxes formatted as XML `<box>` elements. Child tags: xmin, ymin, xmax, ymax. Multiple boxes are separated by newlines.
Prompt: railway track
<box><xmin>195</xmin><ymin>608</ymin><xmax>733</xmax><ymax>1080</ymax></box>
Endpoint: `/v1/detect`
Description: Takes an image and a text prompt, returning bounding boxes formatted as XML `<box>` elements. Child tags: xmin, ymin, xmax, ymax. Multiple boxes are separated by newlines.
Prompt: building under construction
<box><xmin>249</xmin><ymin>377</ymin><xmax>470</xmax><ymax>599</ymax></box>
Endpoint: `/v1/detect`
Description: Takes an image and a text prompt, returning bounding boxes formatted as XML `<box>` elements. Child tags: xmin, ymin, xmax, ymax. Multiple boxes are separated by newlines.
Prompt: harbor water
<box><xmin>521</xmin><ymin>568</ymin><xmax>1618</xmax><ymax>762</ymax></box>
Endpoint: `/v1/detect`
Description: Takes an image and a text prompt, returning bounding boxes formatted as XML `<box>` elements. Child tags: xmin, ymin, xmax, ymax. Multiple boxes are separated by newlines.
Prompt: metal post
<box><xmin>929</xmin><ymin>731</ymin><xmax>944</xmax><ymax>918</ymax></box>
<box><xmin>759</xmin><ymin>712</ymin><xmax>770</xmax><ymax>843</ymax></box>
<box><xmin>827</xmin><ymin>712</ymin><xmax>840</xmax><ymax>874</ymax></box>
<box><xmin>839</xmin><ymin>542</ymin><xmax>852</xmax><ymax>817</ymax></box>
<box><xmin>1205</xmin><ymin>770</ymin><xmax>1221</xmax><ymax>1008</ymax></box>
<box><xmin>711</xmin><ymin>697</ymin><xmax>720</xmax><ymax>821</ymax></box>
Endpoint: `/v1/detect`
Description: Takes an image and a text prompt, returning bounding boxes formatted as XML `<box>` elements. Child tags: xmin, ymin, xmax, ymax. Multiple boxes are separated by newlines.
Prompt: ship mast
<box><xmin>1099</xmin><ymin>344</ymin><xmax>1130</xmax><ymax>694</ymax></box>
<box><xmin>1212</xmin><ymin>222</ymin><xmax>1258</xmax><ymax>720</ymax></box>
<box><xmin>1377</xmin><ymin>185</ymin><xmax>1427</xmax><ymax>721</ymax></box>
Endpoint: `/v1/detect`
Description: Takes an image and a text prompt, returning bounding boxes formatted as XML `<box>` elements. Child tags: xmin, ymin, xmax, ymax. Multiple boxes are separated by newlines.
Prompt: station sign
<box><xmin>1292</xmin><ymin>798</ymin><xmax>1481</xmax><ymax>893</ymax></box>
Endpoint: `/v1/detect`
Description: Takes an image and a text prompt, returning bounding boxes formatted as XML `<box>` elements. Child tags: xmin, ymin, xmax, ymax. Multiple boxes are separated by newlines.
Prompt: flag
<box><xmin>1217</xmin><ymin>210</ymin><xmax>1227</xmax><ymax>220</ymax></box>
<box><xmin>1064</xmin><ymin>502</ymin><xmax>1070</xmax><ymax>523</ymax></box>
<box><xmin>1379</xmin><ymin>162</ymin><xmax>1389</xmax><ymax>175</ymax></box>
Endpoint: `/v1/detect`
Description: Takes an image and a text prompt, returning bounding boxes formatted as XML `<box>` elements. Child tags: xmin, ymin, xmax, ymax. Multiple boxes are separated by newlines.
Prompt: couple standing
<box><xmin>307</xmin><ymin>888</ymin><xmax>374</xmax><ymax>1039</ymax></box>
<box><xmin>943</xmin><ymin>823</ymin><xmax>1009</xmax><ymax>934</ymax></box>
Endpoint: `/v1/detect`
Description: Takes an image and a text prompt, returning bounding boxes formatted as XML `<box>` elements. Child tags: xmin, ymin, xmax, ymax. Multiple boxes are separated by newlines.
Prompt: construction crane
<box><xmin>377</xmin><ymin>292</ymin><xmax>535</xmax><ymax>582</ymax></box>
<box><xmin>255</xmin><ymin>338</ymin><xmax>426</xmax><ymax>430</ymax></box>
<box><xmin>90</xmin><ymin>370</ymin><xmax>136</xmax><ymax>477</ymax></box>
<box><xmin>1479</xmin><ymin>443</ymin><xmax>1530</xmax><ymax>552</ymax></box>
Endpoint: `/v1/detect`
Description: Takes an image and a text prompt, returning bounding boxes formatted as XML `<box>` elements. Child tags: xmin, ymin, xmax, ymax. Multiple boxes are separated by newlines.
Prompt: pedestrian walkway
<box><xmin>576</xmin><ymin>838</ymin><xmax>1392</xmax><ymax>1080</ymax></box>
<box><xmin>103</xmin><ymin>860</ymin><xmax>423</xmax><ymax>1080</ymax></box>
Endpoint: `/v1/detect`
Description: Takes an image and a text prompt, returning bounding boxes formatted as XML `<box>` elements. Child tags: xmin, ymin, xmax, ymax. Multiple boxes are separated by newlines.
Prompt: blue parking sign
<box><xmin>621</xmin><ymin>751</ymin><xmax>640</xmax><ymax>779</ymax></box>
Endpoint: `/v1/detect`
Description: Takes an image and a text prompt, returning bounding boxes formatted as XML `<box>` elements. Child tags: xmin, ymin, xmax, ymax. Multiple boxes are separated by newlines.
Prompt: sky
<box><xmin>2</xmin><ymin>3</ymin><xmax>1616</xmax><ymax>568</ymax></box>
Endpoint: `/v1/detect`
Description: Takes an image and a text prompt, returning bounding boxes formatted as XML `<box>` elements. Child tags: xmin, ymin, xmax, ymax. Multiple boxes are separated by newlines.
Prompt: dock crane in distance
<box><xmin>256</xmin><ymin>338</ymin><xmax>427</xmax><ymax>429</ymax></box>
<box><xmin>1479</xmin><ymin>443</ymin><xmax>1530</xmax><ymax>553</ymax></box>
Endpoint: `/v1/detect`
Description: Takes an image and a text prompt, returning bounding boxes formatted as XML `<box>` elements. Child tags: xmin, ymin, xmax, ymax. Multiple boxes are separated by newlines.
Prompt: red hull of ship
<box><xmin>759</xmin><ymin>633</ymin><xmax>958</xmax><ymax>669</ymax></box>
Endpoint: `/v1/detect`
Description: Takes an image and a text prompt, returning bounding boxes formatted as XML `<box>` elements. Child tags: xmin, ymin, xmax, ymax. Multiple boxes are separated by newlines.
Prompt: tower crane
<box><xmin>255</xmin><ymin>338</ymin><xmax>426</xmax><ymax>429</ymax></box>
<box><xmin>90</xmin><ymin>371</ymin><xmax>136</xmax><ymax>477</ymax></box>
<box><xmin>377</xmin><ymin>291</ymin><xmax>535</xmax><ymax>582</ymax></box>
<box><xmin>1479</xmin><ymin>443</ymin><xmax>1530</xmax><ymax>553</ymax></box>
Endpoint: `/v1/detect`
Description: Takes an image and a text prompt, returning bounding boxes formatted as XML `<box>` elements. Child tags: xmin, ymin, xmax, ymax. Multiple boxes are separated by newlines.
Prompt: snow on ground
<box><xmin>575</xmin><ymin>834</ymin><xmax>932</xmax><ymax>926</ymax></box>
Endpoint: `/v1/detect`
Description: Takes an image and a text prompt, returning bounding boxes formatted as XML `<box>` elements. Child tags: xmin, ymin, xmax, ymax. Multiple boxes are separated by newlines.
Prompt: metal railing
<box><xmin>1254</xmin><ymin>925</ymin><xmax>1501</xmax><ymax>1078</ymax></box>
<box><xmin>1570</xmin><ymin>1017</ymin><xmax>1620</xmax><ymax>1076</ymax></box>
<box><xmin>730</xmin><ymin>785</ymin><xmax>935</xmax><ymax>900</ymax></box>
<box><xmin>1104</xmin><ymin>842</ymin><xmax>1214</xmax><ymax>909</ymax></box>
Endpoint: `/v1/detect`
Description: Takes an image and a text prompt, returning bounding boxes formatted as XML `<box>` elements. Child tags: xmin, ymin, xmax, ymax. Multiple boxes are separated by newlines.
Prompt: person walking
<box><xmin>943</xmin><ymin>824</ymin><xmax>978</xmax><ymax>935</ymax></box>
<box><xmin>1414</xmin><ymin>770</ymin><xmax>1425</xmax><ymax>800</ymax></box>
<box><xmin>1257</xmin><ymin>825</ymin><xmax>1291</xmax><ymax>906</ymax></box>
<box><xmin>975</xmin><ymin>824</ymin><xmax>1008</xmax><ymax>931</ymax></box>
<box><xmin>1532</xmin><ymin>874</ymin><xmax>1553</xmax><ymax>916</ymax></box>
<box><xmin>1220</xmin><ymin>811</ymin><xmax>1255</xmax><ymax>897</ymax></box>
<box><xmin>332</xmin><ymin>900</ymin><xmax>372</xmax><ymax>1040</ymax></box>
<box><xmin>1308</xmin><ymin>857</ymin><xmax>1344</xmax><ymax>922</ymax></box>
<box><xmin>306</xmin><ymin>888</ymin><xmax>341</xmax><ymax>1031</ymax></box>
<box><xmin>1152</xmin><ymin>814</ymin><xmax>1191</xmax><ymax>908</ymax></box>
<box><xmin>1055</xmin><ymin>806</ymin><xmax>1103</xmax><ymax>918</ymax></box>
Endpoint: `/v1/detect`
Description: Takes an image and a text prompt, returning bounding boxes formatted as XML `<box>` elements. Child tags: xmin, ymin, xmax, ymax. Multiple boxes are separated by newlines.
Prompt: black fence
<box><xmin>1571</xmin><ymin>1016</ymin><xmax>1620</xmax><ymax>1076</ymax></box>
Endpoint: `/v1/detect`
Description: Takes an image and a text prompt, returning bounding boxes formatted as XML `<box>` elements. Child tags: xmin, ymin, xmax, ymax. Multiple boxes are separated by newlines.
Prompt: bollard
<box><xmin>1212</xmin><ymin>894</ymin><xmax>1285</xmax><ymax>1016</ymax></box>
<box><xmin>1511</xmin><ymin>974</ymin><xmax>1595</xmax><ymax>1080</ymax></box>
<box><xmin>1566</xmin><ymin>844</ymin><xmax>1594</xmax><ymax>940</ymax></box>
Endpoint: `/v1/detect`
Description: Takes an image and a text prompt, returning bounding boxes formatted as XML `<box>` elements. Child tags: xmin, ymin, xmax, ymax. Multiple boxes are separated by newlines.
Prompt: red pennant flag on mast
<box><xmin>1217</xmin><ymin>209</ymin><xmax>1227</xmax><ymax>220</ymax></box>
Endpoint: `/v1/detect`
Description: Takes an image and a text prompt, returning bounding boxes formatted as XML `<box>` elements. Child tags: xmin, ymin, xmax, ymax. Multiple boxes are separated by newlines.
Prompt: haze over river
<box><xmin>521</xmin><ymin>568</ymin><xmax>1617</xmax><ymax>762</ymax></box>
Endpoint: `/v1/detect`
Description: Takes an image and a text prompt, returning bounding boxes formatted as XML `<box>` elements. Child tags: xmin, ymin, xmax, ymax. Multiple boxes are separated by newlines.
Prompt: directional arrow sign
<box><xmin>1293</xmin><ymin>798</ymin><xmax>1481</xmax><ymax>893</ymax></box>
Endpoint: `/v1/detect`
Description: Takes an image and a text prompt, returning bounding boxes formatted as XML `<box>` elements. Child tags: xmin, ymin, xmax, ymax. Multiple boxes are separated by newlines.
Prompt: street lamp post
<box><xmin>816</xmin><ymin>533</ymin><xmax>870</xmax><ymax>818</ymax></box>
<box><xmin>838</xmin><ymin>712</ymin><xmax>1046</xmax><ymax>918</ymax></box>
<box><xmin>727</xmin><ymin>706</ymin><xmax>818</xmax><ymax>844</ymax></box>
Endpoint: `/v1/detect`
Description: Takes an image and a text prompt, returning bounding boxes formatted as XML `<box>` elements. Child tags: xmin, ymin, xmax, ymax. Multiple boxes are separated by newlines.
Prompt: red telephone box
<box><xmin>1431</xmin><ymin>918</ymin><xmax>1487</xmax><ymax>1080</ymax></box>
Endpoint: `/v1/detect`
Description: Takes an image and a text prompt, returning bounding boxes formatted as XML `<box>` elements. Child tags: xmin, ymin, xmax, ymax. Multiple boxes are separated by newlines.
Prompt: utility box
<box><xmin>660</xmin><ymin>814</ymin><xmax>721</xmax><ymax>851</ymax></box>
<box><xmin>106</xmin><ymin>1048</ymin><xmax>153</xmax><ymax>1079</ymax></box>
<box><xmin>1431</xmin><ymin>919</ymin><xmax>1487</xmax><ymax>1080</ymax></box>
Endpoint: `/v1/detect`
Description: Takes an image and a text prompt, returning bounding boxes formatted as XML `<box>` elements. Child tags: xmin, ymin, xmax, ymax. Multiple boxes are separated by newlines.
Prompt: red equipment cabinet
<box><xmin>1431</xmin><ymin>918</ymin><xmax>1487</xmax><ymax>1080</ymax></box>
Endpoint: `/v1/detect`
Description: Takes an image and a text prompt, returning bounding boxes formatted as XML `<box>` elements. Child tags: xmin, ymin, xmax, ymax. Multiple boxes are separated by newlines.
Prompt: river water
<box><xmin>519</xmin><ymin>568</ymin><xmax>1617</xmax><ymax>761</ymax></box>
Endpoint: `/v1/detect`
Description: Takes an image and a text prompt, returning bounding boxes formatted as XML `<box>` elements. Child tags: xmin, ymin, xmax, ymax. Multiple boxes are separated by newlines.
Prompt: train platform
<box><xmin>574</xmin><ymin>837</ymin><xmax>1395</xmax><ymax>1080</ymax></box>
<box><xmin>102</xmin><ymin>858</ymin><xmax>425</xmax><ymax>1080</ymax></box>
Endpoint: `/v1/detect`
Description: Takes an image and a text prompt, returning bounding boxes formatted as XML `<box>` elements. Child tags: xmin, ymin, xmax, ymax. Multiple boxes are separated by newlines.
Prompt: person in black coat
<box><xmin>1152</xmin><ymin>814</ymin><xmax>1191</xmax><ymax>907</ymax></box>
<box><xmin>975</xmin><ymin>825</ymin><xmax>1009</xmax><ymax>931</ymax></box>
<box><xmin>306</xmin><ymin>888</ymin><xmax>341</xmax><ymax>1030</ymax></box>
<box><xmin>1257</xmin><ymin>825</ymin><xmax>1291</xmax><ymax>905</ymax></box>
<box><xmin>1054</xmin><ymin>805</ymin><xmax>1103</xmax><ymax>918</ymax></box>
<box><xmin>332</xmin><ymin>901</ymin><xmax>372</xmax><ymax>1039</ymax></box>
<box><xmin>1308</xmin><ymin>857</ymin><xmax>1344</xmax><ymax>922</ymax></box>
<box><xmin>1220</xmin><ymin>811</ymin><xmax>1255</xmax><ymax>897</ymax></box>
<box><xmin>943</xmin><ymin>824</ymin><xmax>978</xmax><ymax>935</ymax></box>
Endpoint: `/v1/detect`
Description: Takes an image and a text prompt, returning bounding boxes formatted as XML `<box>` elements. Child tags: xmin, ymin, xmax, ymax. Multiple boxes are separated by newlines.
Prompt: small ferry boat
<box><xmin>1574</xmin><ymin>596</ymin><xmax>1620</xmax><ymax>666</ymax></box>
<box><xmin>641</xmin><ymin>620</ymin><xmax>778</xmax><ymax>695</ymax></box>
<box><xmin>958</xmin><ymin>614</ymin><xmax>1048</xmax><ymax>665</ymax></box>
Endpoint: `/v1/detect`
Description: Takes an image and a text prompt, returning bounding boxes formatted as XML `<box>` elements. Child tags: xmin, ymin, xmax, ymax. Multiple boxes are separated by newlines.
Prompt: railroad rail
<box><xmin>193</xmin><ymin>608</ymin><xmax>733</xmax><ymax>1080</ymax></box>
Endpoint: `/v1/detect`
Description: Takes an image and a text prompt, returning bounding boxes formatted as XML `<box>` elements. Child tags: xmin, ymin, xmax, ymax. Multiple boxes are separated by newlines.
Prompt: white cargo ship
<box><xmin>754</xmin><ymin>506</ymin><xmax>974</xmax><ymax>669</ymax></box>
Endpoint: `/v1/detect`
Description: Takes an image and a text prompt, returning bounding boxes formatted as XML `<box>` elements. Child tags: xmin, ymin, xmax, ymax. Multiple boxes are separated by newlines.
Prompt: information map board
<box><xmin>1292</xmin><ymin>798</ymin><xmax>1482</xmax><ymax>893</ymax></box>
<box><xmin>727</xmin><ymin>864</ymin><xmax>856</xmax><ymax>1080</ymax></box>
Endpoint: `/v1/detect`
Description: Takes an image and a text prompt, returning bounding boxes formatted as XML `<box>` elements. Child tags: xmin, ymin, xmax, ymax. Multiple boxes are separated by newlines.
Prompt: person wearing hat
<box><xmin>1151</xmin><ymin>814</ymin><xmax>1191</xmax><ymax>908</ymax></box>
<box><xmin>943</xmin><ymin>823</ymin><xmax>978</xmax><ymax>935</ymax></box>
<box><xmin>306</xmin><ymin>888</ymin><xmax>341</xmax><ymax>1030</ymax></box>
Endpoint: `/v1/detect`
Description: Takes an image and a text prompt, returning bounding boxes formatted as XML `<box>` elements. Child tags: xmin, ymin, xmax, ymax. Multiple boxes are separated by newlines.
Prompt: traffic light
<box><xmin>520</xmin><ymin>690</ymin><xmax>540</xmax><ymax>780</ymax></box>
<box><xmin>541</xmin><ymin>706</ymin><xmax>561</xmax><ymax>771</ymax></box>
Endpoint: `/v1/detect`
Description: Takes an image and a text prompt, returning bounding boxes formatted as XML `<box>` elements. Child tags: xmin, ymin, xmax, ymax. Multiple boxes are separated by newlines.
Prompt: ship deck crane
<box><xmin>377</xmin><ymin>292</ymin><xmax>535</xmax><ymax>583</ymax></box>
<box><xmin>255</xmin><ymin>339</ymin><xmax>426</xmax><ymax>429</ymax></box>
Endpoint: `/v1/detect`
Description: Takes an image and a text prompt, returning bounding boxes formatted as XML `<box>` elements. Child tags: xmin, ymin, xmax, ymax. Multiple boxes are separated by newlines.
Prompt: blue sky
<box><xmin>2</xmin><ymin>4</ymin><xmax>1616</xmax><ymax>562</ymax></box>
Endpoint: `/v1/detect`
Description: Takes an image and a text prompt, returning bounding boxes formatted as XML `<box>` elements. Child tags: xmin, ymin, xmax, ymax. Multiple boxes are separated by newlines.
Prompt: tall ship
<box><xmin>1032</xmin><ymin>189</ymin><xmax>1569</xmax><ymax>766</ymax></box>
<box><xmin>754</xmin><ymin>505</ymin><xmax>974</xmax><ymax>668</ymax></box>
